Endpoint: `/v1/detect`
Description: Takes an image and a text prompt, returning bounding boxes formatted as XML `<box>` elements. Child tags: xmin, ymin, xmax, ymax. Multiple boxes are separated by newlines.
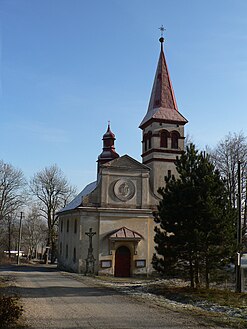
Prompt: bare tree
<box><xmin>30</xmin><ymin>165</ymin><xmax>76</xmax><ymax>262</ymax></box>
<box><xmin>22</xmin><ymin>205</ymin><xmax>47</xmax><ymax>260</ymax></box>
<box><xmin>1</xmin><ymin>212</ymin><xmax>19</xmax><ymax>257</ymax></box>
<box><xmin>185</xmin><ymin>132</ymin><xmax>195</xmax><ymax>148</ymax></box>
<box><xmin>209</xmin><ymin>132</ymin><xmax>247</xmax><ymax>205</ymax></box>
<box><xmin>0</xmin><ymin>160</ymin><xmax>26</xmax><ymax>220</ymax></box>
<box><xmin>0</xmin><ymin>160</ymin><xmax>26</xmax><ymax>254</ymax></box>
<box><xmin>209</xmin><ymin>132</ymin><xmax>247</xmax><ymax>236</ymax></box>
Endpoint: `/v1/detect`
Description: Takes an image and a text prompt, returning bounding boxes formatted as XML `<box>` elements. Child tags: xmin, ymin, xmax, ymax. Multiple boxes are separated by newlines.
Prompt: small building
<box><xmin>58</xmin><ymin>37</ymin><xmax>188</xmax><ymax>276</ymax></box>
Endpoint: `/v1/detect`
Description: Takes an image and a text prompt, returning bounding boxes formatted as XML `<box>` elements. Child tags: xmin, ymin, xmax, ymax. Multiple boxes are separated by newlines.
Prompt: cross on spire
<box><xmin>158</xmin><ymin>25</ymin><xmax>165</xmax><ymax>46</ymax></box>
<box><xmin>159</xmin><ymin>25</ymin><xmax>165</xmax><ymax>37</ymax></box>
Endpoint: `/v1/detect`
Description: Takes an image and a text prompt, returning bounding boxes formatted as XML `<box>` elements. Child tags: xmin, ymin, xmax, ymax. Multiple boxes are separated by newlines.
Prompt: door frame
<box><xmin>114</xmin><ymin>245</ymin><xmax>131</xmax><ymax>277</ymax></box>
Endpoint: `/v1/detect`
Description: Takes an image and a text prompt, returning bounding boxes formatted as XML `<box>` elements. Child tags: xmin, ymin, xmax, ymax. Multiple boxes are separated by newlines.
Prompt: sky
<box><xmin>0</xmin><ymin>0</ymin><xmax>247</xmax><ymax>192</ymax></box>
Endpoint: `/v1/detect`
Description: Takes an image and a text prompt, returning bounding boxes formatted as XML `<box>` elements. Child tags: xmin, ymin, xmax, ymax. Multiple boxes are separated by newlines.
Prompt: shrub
<box><xmin>0</xmin><ymin>295</ymin><xmax>23</xmax><ymax>328</ymax></box>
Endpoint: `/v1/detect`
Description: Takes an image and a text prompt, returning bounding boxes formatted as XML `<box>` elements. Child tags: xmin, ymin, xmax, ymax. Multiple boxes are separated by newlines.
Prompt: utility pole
<box><xmin>236</xmin><ymin>161</ymin><xmax>242</xmax><ymax>293</ymax></box>
<box><xmin>17</xmin><ymin>212</ymin><xmax>23</xmax><ymax>265</ymax></box>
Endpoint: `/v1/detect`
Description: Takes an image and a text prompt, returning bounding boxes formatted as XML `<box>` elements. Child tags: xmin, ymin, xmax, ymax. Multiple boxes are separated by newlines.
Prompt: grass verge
<box><xmin>146</xmin><ymin>282</ymin><xmax>247</xmax><ymax>328</ymax></box>
<box><xmin>95</xmin><ymin>276</ymin><xmax>247</xmax><ymax>328</ymax></box>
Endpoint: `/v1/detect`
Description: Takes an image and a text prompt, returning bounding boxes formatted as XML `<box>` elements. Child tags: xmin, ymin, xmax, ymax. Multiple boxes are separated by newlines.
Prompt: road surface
<box><xmin>0</xmin><ymin>264</ymin><xmax>229</xmax><ymax>329</ymax></box>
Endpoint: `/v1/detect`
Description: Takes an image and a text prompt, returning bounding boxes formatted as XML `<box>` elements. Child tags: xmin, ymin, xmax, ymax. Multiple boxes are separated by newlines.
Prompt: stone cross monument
<box><xmin>85</xmin><ymin>228</ymin><xmax>96</xmax><ymax>275</ymax></box>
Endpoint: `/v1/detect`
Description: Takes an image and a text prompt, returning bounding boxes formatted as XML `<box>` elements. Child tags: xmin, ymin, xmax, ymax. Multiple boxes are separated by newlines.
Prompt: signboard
<box><xmin>135</xmin><ymin>259</ymin><xmax>146</xmax><ymax>268</ymax></box>
<box><xmin>241</xmin><ymin>253</ymin><xmax>247</xmax><ymax>269</ymax></box>
<box><xmin>101</xmin><ymin>260</ymin><xmax>112</xmax><ymax>268</ymax></box>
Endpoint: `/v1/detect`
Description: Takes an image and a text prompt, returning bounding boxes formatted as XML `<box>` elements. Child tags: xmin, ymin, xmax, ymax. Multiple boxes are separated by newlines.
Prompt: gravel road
<box><xmin>0</xmin><ymin>264</ymin><xmax>231</xmax><ymax>329</ymax></box>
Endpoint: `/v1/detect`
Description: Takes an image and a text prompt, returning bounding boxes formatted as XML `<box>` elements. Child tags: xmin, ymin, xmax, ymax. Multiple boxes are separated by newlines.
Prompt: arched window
<box><xmin>171</xmin><ymin>131</ymin><xmax>179</xmax><ymax>149</ymax></box>
<box><xmin>160</xmin><ymin>130</ymin><xmax>169</xmax><ymax>148</ymax></box>
<box><xmin>73</xmin><ymin>248</ymin><xmax>76</xmax><ymax>263</ymax></box>
<box><xmin>143</xmin><ymin>131</ymin><xmax>152</xmax><ymax>151</ymax></box>
<box><xmin>147</xmin><ymin>131</ymin><xmax>152</xmax><ymax>149</ymax></box>
<box><xmin>143</xmin><ymin>134</ymin><xmax>148</xmax><ymax>152</ymax></box>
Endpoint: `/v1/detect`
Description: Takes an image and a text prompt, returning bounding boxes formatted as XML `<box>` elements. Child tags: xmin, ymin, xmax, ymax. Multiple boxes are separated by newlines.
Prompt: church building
<box><xmin>57</xmin><ymin>36</ymin><xmax>188</xmax><ymax>276</ymax></box>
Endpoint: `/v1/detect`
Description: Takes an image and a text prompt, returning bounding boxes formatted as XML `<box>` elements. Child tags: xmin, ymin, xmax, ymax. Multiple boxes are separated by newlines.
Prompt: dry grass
<box><xmin>146</xmin><ymin>283</ymin><xmax>247</xmax><ymax>328</ymax></box>
<box><xmin>147</xmin><ymin>283</ymin><xmax>247</xmax><ymax>308</ymax></box>
<box><xmin>96</xmin><ymin>276</ymin><xmax>247</xmax><ymax>328</ymax></box>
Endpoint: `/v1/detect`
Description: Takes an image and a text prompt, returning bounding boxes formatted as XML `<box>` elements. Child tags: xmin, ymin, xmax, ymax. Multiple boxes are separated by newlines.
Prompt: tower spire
<box><xmin>139</xmin><ymin>33</ymin><xmax>187</xmax><ymax>129</ymax></box>
<box><xmin>139</xmin><ymin>34</ymin><xmax>188</xmax><ymax>197</ymax></box>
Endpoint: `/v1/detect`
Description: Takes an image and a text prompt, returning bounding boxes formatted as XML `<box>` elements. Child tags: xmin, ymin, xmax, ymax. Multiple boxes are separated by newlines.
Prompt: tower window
<box><xmin>67</xmin><ymin>219</ymin><xmax>69</xmax><ymax>233</ymax></box>
<box><xmin>74</xmin><ymin>219</ymin><xmax>77</xmax><ymax>234</ymax></box>
<box><xmin>143</xmin><ymin>134</ymin><xmax>148</xmax><ymax>151</ymax></box>
<box><xmin>160</xmin><ymin>130</ymin><xmax>169</xmax><ymax>148</ymax></box>
<box><xmin>147</xmin><ymin>131</ymin><xmax>152</xmax><ymax>149</ymax></box>
<box><xmin>73</xmin><ymin>248</ymin><xmax>76</xmax><ymax>263</ymax></box>
<box><xmin>171</xmin><ymin>131</ymin><xmax>179</xmax><ymax>149</ymax></box>
<box><xmin>144</xmin><ymin>131</ymin><xmax>152</xmax><ymax>151</ymax></box>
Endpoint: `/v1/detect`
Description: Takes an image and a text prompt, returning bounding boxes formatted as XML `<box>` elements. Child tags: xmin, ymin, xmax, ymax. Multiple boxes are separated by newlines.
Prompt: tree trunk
<box><xmin>195</xmin><ymin>254</ymin><xmax>200</xmax><ymax>288</ymax></box>
<box><xmin>189</xmin><ymin>253</ymin><xmax>194</xmax><ymax>288</ymax></box>
<box><xmin>205</xmin><ymin>256</ymin><xmax>210</xmax><ymax>289</ymax></box>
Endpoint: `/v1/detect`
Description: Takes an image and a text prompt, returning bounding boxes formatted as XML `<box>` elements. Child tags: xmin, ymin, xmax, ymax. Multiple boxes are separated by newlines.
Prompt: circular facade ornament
<box><xmin>114</xmin><ymin>179</ymin><xmax>135</xmax><ymax>201</ymax></box>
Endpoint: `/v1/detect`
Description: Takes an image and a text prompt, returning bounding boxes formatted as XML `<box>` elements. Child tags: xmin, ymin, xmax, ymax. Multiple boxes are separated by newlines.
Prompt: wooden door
<box><xmin>115</xmin><ymin>246</ymin><xmax>131</xmax><ymax>277</ymax></box>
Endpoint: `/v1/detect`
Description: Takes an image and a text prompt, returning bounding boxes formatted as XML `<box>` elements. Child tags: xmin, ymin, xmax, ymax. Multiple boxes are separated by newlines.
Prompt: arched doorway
<box><xmin>115</xmin><ymin>246</ymin><xmax>131</xmax><ymax>277</ymax></box>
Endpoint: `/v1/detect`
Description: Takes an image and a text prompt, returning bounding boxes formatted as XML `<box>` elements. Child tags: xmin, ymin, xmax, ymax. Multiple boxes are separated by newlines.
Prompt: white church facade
<box><xmin>57</xmin><ymin>37</ymin><xmax>188</xmax><ymax>276</ymax></box>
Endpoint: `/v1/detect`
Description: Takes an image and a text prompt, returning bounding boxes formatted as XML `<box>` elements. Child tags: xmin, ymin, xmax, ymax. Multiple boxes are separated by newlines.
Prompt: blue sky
<box><xmin>1</xmin><ymin>0</ymin><xmax>246</xmax><ymax>191</ymax></box>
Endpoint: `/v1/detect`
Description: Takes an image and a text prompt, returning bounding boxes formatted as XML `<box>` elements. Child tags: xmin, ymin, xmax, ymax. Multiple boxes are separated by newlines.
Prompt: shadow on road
<box><xmin>0</xmin><ymin>263</ymin><xmax>121</xmax><ymax>299</ymax></box>
<box><xmin>0</xmin><ymin>263</ymin><xmax>58</xmax><ymax>272</ymax></box>
<box><xmin>14</xmin><ymin>285</ymin><xmax>119</xmax><ymax>298</ymax></box>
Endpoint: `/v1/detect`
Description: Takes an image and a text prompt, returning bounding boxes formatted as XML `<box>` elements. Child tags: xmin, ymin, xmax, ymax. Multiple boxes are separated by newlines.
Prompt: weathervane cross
<box><xmin>159</xmin><ymin>25</ymin><xmax>165</xmax><ymax>37</ymax></box>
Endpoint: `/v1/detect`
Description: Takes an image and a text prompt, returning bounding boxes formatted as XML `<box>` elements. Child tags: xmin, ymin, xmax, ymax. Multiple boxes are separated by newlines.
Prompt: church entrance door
<box><xmin>115</xmin><ymin>246</ymin><xmax>131</xmax><ymax>277</ymax></box>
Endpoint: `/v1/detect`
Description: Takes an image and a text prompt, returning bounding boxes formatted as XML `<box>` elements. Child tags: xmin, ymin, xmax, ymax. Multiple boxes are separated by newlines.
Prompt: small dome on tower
<box><xmin>97</xmin><ymin>123</ymin><xmax>119</xmax><ymax>171</ymax></box>
<box><xmin>102</xmin><ymin>123</ymin><xmax>116</xmax><ymax>139</ymax></box>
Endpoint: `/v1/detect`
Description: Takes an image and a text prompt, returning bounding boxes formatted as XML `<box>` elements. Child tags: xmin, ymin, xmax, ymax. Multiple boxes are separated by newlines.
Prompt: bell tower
<box><xmin>97</xmin><ymin>122</ymin><xmax>119</xmax><ymax>173</ymax></box>
<box><xmin>139</xmin><ymin>36</ymin><xmax>188</xmax><ymax>197</ymax></box>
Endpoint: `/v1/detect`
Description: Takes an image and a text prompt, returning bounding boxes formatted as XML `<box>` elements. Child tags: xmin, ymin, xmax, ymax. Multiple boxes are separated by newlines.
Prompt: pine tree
<box><xmin>152</xmin><ymin>144</ymin><xmax>236</xmax><ymax>288</ymax></box>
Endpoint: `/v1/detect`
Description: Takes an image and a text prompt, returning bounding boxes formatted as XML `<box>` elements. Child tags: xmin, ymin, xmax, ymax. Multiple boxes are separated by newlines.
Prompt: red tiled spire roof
<box><xmin>140</xmin><ymin>37</ymin><xmax>187</xmax><ymax>128</ymax></box>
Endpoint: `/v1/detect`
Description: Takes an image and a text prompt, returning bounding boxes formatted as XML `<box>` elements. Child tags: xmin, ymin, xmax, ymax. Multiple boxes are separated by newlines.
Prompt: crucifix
<box><xmin>85</xmin><ymin>228</ymin><xmax>96</xmax><ymax>275</ymax></box>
